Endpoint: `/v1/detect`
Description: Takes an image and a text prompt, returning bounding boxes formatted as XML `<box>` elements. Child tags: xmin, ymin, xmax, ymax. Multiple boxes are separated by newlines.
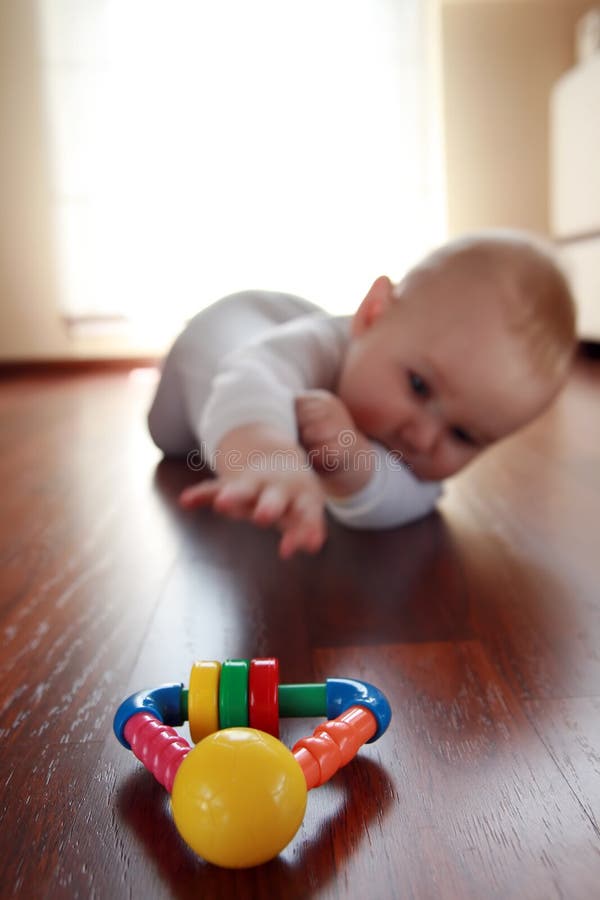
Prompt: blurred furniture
<box><xmin>550</xmin><ymin>31</ymin><xmax>600</xmax><ymax>340</ymax></box>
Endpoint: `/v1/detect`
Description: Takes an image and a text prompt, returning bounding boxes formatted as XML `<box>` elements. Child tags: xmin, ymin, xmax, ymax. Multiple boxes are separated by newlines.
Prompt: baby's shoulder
<box><xmin>250</xmin><ymin>307</ymin><xmax>351</xmax><ymax>352</ymax></box>
<box><xmin>210</xmin><ymin>289</ymin><xmax>324</xmax><ymax>324</ymax></box>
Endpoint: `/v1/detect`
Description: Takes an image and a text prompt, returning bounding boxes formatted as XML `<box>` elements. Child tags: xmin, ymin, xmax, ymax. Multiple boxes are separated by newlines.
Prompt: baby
<box><xmin>148</xmin><ymin>230</ymin><xmax>577</xmax><ymax>559</ymax></box>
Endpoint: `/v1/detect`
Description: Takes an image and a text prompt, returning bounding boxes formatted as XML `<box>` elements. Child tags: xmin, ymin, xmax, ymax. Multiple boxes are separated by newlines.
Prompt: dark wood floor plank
<box><xmin>1</xmin><ymin>351</ymin><xmax>599</xmax><ymax>898</ymax></box>
<box><xmin>433</xmin><ymin>503</ymin><xmax>600</xmax><ymax>701</ymax></box>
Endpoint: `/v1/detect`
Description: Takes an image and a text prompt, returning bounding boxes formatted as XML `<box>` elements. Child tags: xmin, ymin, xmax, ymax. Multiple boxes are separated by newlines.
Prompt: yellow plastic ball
<box><xmin>171</xmin><ymin>727</ymin><xmax>307</xmax><ymax>868</ymax></box>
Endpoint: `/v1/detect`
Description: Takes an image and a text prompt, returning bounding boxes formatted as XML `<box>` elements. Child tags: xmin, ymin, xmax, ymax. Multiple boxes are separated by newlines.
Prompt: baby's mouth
<box><xmin>388</xmin><ymin>445</ymin><xmax>419</xmax><ymax>474</ymax></box>
<box><xmin>380</xmin><ymin>438</ymin><xmax>430</xmax><ymax>479</ymax></box>
<box><xmin>400</xmin><ymin>452</ymin><xmax>429</xmax><ymax>479</ymax></box>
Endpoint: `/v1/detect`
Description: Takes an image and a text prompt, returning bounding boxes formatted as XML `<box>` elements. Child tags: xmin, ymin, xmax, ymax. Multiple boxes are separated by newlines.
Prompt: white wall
<box><xmin>441</xmin><ymin>0</ymin><xmax>593</xmax><ymax>236</ymax></box>
<box><xmin>0</xmin><ymin>0</ymin><xmax>171</xmax><ymax>360</ymax></box>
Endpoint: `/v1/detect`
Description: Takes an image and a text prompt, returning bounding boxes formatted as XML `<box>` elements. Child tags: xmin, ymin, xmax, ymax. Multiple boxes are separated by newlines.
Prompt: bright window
<box><xmin>37</xmin><ymin>0</ymin><xmax>445</xmax><ymax>339</ymax></box>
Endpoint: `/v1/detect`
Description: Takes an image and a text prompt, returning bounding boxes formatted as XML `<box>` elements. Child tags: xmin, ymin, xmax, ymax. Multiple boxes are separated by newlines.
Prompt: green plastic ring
<box><xmin>219</xmin><ymin>658</ymin><xmax>250</xmax><ymax>728</ymax></box>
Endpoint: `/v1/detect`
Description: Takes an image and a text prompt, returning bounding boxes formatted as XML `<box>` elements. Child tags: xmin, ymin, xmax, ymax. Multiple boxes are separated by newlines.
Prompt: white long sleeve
<box><xmin>325</xmin><ymin>441</ymin><xmax>443</xmax><ymax>529</ymax></box>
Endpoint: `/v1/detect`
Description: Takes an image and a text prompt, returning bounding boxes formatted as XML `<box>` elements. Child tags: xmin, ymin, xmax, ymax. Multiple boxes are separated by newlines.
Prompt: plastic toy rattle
<box><xmin>113</xmin><ymin>657</ymin><xmax>391</xmax><ymax>868</ymax></box>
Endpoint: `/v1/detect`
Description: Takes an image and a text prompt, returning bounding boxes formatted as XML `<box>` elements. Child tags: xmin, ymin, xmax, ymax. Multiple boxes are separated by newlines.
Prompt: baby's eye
<box><xmin>451</xmin><ymin>426</ymin><xmax>476</xmax><ymax>446</ymax></box>
<box><xmin>409</xmin><ymin>371</ymin><xmax>429</xmax><ymax>398</ymax></box>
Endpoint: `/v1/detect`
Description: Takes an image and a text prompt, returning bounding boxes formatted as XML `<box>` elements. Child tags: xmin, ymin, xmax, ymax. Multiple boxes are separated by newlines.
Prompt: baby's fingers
<box><xmin>278</xmin><ymin>495</ymin><xmax>327</xmax><ymax>559</ymax></box>
<box><xmin>179</xmin><ymin>478</ymin><xmax>261</xmax><ymax>520</ymax></box>
<box><xmin>252</xmin><ymin>484</ymin><xmax>289</xmax><ymax>526</ymax></box>
<box><xmin>179</xmin><ymin>480</ymin><xmax>221</xmax><ymax>509</ymax></box>
<box><xmin>212</xmin><ymin>480</ymin><xmax>262</xmax><ymax>518</ymax></box>
<box><xmin>295</xmin><ymin>392</ymin><xmax>331</xmax><ymax>428</ymax></box>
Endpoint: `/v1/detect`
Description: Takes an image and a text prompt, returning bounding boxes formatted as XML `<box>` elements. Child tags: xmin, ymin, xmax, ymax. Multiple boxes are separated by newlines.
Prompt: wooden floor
<box><xmin>1</xmin><ymin>349</ymin><xmax>600</xmax><ymax>899</ymax></box>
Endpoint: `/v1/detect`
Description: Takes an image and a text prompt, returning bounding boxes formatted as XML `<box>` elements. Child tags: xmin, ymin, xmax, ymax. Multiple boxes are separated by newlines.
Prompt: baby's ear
<box><xmin>352</xmin><ymin>276</ymin><xmax>393</xmax><ymax>336</ymax></box>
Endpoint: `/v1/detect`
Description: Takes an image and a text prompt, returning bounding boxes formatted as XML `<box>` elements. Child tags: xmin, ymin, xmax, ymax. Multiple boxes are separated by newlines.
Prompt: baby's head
<box><xmin>337</xmin><ymin>230</ymin><xmax>577</xmax><ymax>481</ymax></box>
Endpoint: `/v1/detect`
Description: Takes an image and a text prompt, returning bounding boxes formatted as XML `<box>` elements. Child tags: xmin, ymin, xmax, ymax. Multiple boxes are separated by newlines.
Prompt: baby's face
<box><xmin>337</xmin><ymin>274</ymin><xmax>556</xmax><ymax>481</ymax></box>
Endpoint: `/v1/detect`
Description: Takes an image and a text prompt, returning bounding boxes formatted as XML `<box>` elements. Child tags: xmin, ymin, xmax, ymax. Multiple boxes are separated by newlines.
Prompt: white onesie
<box><xmin>148</xmin><ymin>291</ymin><xmax>442</xmax><ymax>529</ymax></box>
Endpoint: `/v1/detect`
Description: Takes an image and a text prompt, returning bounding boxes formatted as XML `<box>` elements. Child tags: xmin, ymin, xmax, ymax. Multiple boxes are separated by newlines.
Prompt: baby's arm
<box><xmin>177</xmin><ymin>314</ymin><xmax>348</xmax><ymax>558</ymax></box>
<box><xmin>180</xmin><ymin>422</ymin><xmax>326</xmax><ymax>559</ymax></box>
<box><xmin>296</xmin><ymin>390</ymin><xmax>443</xmax><ymax>529</ymax></box>
<box><xmin>295</xmin><ymin>390</ymin><xmax>376</xmax><ymax>497</ymax></box>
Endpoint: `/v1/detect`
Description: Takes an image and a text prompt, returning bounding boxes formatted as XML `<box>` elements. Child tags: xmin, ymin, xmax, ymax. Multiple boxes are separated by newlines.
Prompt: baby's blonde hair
<box><xmin>402</xmin><ymin>229</ymin><xmax>578</xmax><ymax>384</ymax></box>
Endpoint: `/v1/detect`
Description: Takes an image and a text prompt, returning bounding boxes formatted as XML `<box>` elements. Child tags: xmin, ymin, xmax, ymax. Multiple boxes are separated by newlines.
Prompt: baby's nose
<box><xmin>401</xmin><ymin>414</ymin><xmax>442</xmax><ymax>455</ymax></box>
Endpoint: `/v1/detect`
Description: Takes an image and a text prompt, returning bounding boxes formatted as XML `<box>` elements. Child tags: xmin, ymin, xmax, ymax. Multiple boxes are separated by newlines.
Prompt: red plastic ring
<box><xmin>249</xmin><ymin>658</ymin><xmax>279</xmax><ymax>737</ymax></box>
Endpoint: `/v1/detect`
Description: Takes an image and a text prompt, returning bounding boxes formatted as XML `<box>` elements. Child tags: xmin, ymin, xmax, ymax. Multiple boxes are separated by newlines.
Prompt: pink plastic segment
<box><xmin>124</xmin><ymin>711</ymin><xmax>191</xmax><ymax>793</ymax></box>
<box><xmin>292</xmin><ymin>705</ymin><xmax>377</xmax><ymax>790</ymax></box>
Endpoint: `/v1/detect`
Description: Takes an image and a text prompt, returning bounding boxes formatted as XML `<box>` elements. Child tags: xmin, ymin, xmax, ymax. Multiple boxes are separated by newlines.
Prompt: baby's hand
<box><xmin>179</xmin><ymin>466</ymin><xmax>326</xmax><ymax>560</ymax></box>
<box><xmin>295</xmin><ymin>390</ymin><xmax>374</xmax><ymax>496</ymax></box>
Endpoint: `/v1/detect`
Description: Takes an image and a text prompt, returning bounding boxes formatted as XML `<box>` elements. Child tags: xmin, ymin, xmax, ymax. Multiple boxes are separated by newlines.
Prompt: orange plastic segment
<box><xmin>292</xmin><ymin>705</ymin><xmax>377</xmax><ymax>789</ymax></box>
<box><xmin>319</xmin><ymin>705</ymin><xmax>378</xmax><ymax>754</ymax></box>
<box><xmin>293</xmin><ymin>746</ymin><xmax>321</xmax><ymax>790</ymax></box>
<box><xmin>293</xmin><ymin>733</ymin><xmax>339</xmax><ymax>786</ymax></box>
